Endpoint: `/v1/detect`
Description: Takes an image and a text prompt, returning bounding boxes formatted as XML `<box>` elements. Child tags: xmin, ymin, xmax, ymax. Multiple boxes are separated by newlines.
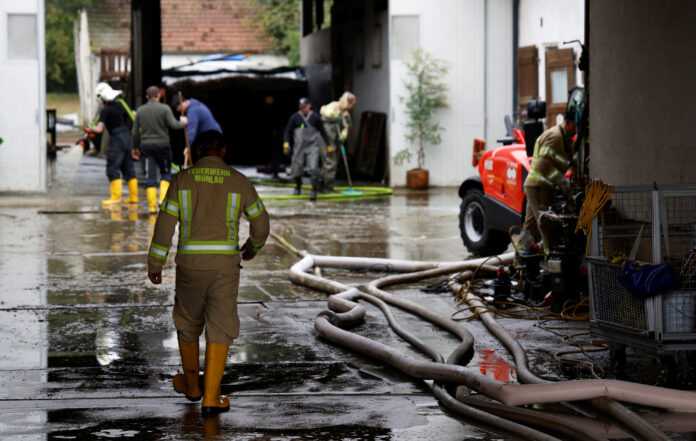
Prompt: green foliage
<box><xmin>394</xmin><ymin>49</ymin><xmax>449</xmax><ymax>169</ymax></box>
<box><xmin>45</xmin><ymin>0</ymin><xmax>95</xmax><ymax>92</ymax></box>
<box><xmin>246</xmin><ymin>0</ymin><xmax>301</xmax><ymax>66</ymax></box>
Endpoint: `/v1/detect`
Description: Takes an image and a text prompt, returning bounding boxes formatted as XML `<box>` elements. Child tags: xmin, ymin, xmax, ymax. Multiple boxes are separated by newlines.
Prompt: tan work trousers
<box><xmin>173</xmin><ymin>266</ymin><xmax>240</xmax><ymax>345</ymax></box>
<box><xmin>522</xmin><ymin>185</ymin><xmax>555</xmax><ymax>251</ymax></box>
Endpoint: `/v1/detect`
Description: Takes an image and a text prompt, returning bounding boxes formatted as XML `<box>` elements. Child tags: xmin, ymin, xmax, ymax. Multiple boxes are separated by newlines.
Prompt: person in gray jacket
<box><xmin>283</xmin><ymin>98</ymin><xmax>331</xmax><ymax>201</ymax></box>
<box><xmin>132</xmin><ymin>86</ymin><xmax>187</xmax><ymax>213</ymax></box>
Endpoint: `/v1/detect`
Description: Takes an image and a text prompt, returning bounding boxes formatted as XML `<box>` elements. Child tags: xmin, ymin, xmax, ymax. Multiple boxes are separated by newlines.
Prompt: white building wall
<box><xmin>349</xmin><ymin>8</ymin><xmax>390</xmax><ymax>156</ymax></box>
<box><xmin>518</xmin><ymin>0</ymin><xmax>584</xmax><ymax>102</ymax></box>
<box><xmin>486</xmin><ymin>0</ymin><xmax>514</xmax><ymax>149</ymax></box>
<box><xmin>389</xmin><ymin>0</ymin><xmax>513</xmax><ymax>187</ymax></box>
<box><xmin>0</xmin><ymin>0</ymin><xmax>46</xmax><ymax>192</ymax></box>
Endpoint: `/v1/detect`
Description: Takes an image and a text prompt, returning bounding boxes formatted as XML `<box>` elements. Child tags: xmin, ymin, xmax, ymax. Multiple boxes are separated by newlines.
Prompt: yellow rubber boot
<box><xmin>123</xmin><ymin>178</ymin><xmax>138</xmax><ymax>203</ymax></box>
<box><xmin>102</xmin><ymin>179</ymin><xmax>123</xmax><ymax>205</ymax></box>
<box><xmin>201</xmin><ymin>342</ymin><xmax>230</xmax><ymax>415</ymax></box>
<box><xmin>158</xmin><ymin>180</ymin><xmax>170</xmax><ymax>204</ymax></box>
<box><xmin>146</xmin><ymin>187</ymin><xmax>158</xmax><ymax>214</ymax></box>
<box><xmin>173</xmin><ymin>340</ymin><xmax>202</xmax><ymax>402</ymax></box>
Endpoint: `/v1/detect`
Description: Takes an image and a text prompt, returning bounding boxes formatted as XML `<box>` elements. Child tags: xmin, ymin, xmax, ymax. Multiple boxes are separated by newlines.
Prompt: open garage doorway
<box><xmin>163</xmin><ymin>67</ymin><xmax>307</xmax><ymax>168</ymax></box>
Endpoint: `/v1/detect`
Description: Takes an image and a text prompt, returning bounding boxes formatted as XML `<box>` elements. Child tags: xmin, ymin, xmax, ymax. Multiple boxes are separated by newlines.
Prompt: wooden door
<box><xmin>545</xmin><ymin>48</ymin><xmax>575</xmax><ymax>126</ymax></box>
<box><xmin>517</xmin><ymin>45</ymin><xmax>538</xmax><ymax>115</ymax></box>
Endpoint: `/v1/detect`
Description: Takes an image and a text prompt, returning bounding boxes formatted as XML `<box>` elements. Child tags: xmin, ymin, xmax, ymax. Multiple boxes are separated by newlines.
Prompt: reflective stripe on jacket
<box><xmin>147</xmin><ymin>155</ymin><xmax>270</xmax><ymax>272</ymax></box>
<box><xmin>524</xmin><ymin>125</ymin><xmax>573</xmax><ymax>189</ymax></box>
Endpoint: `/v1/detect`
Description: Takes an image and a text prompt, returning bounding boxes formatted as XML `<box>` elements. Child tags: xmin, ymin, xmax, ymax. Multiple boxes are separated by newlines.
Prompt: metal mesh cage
<box><xmin>598</xmin><ymin>189</ymin><xmax>653</xmax><ymax>261</ymax></box>
<box><xmin>589</xmin><ymin>259</ymin><xmax>647</xmax><ymax>331</ymax></box>
<box><xmin>591</xmin><ymin>187</ymin><xmax>696</xmax><ymax>341</ymax></box>
<box><xmin>662</xmin><ymin>291</ymin><xmax>696</xmax><ymax>334</ymax></box>
<box><xmin>661</xmin><ymin>194</ymin><xmax>696</xmax><ymax>292</ymax></box>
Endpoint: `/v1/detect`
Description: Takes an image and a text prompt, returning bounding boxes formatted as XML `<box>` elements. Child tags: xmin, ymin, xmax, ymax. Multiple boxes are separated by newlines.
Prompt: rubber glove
<box><xmin>240</xmin><ymin>240</ymin><xmax>256</xmax><ymax>261</ymax></box>
<box><xmin>148</xmin><ymin>272</ymin><xmax>162</xmax><ymax>284</ymax></box>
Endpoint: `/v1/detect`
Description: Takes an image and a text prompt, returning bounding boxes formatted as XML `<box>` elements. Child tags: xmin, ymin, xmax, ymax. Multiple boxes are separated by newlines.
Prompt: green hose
<box><xmin>250</xmin><ymin>179</ymin><xmax>392</xmax><ymax>200</ymax></box>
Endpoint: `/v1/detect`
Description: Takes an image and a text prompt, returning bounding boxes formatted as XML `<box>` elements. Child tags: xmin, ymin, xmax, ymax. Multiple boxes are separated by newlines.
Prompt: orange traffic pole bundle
<box><xmin>576</xmin><ymin>179</ymin><xmax>614</xmax><ymax>255</ymax></box>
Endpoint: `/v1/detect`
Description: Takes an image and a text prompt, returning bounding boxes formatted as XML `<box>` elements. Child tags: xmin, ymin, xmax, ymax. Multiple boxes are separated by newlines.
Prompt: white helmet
<box><xmin>95</xmin><ymin>82</ymin><xmax>122</xmax><ymax>102</ymax></box>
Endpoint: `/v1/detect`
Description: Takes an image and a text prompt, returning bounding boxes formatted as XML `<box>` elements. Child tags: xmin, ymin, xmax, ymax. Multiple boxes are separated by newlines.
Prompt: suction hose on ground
<box><xmin>275</xmin><ymin>240</ymin><xmax>696</xmax><ymax>439</ymax></box>
<box><xmin>453</xmin><ymin>282</ymin><xmax>674</xmax><ymax>441</ymax></box>
<box><xmin>365</xmin><ymin>266</ymin><xmax>612</xmax><ymax>441</ymax></box>
<box><xmin>289</xmin><ymin>254</ymin><xmax>696</xmax><ymax>408</ymax></box>
<box><xmin>287</xmin><ymin>253</ymin><xmax>570</xmax><ymax>439</ymax></box>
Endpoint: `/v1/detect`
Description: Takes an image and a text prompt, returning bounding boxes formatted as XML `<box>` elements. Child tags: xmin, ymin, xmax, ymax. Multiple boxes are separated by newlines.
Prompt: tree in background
<box><xmin>45</xmin><ymin>0</ymin><xmax>94</xmax><ymax>92</ymax></box>
<box><xmin>246</xmin><ymin>0</ymin><xmax>300</xmax><ymax>66</ymax></box>
<box><xmin>246</xmin><ymin>1</ymin><xmax>331</xmax><ymax>67</ymax></box>
<box><xmin>393</xmin><ymin>49</ymin><xmax>450</xmax><ymax>170</ymax></box>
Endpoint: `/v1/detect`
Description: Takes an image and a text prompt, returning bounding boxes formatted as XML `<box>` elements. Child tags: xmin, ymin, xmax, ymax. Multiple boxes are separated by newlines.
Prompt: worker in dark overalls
<box><xmin>88</xmin><ymin>82</ymin><xmax>138</xmax><ymax>205</ymax></box>
<box><xmin>283</xmin><ymin>98</ymin><xmax>331</xmax><ymax>201</ymax></box>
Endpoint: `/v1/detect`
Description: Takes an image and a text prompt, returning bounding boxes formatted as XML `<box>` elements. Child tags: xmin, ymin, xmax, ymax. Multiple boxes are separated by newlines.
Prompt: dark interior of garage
<box><xmin>164</xmin><ymin>75</ymin><xmax>307</xmax><ymax>167</ymax></box>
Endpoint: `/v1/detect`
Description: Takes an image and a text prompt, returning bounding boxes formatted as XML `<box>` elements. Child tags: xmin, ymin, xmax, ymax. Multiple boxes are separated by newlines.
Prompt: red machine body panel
<box><xmin>477</xmin><ymin>144</ymin><xmax>531</xmax><ymax>214</ymax></box>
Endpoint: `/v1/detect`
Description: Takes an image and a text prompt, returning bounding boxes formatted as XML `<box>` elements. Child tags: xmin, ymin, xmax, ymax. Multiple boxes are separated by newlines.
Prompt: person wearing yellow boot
<box><xmin>132</xmin><ymin>86</ymin><xmax>186</xmax><ymax>213</ymax></box>
<box><xmin>146</xmin><ymin>130</ymin><xmax>270</xmax><ymax>415</ymax></box>
<box><xmin>89</xmin><ymin>82</ymin><xmax>138</xmax><ymax>205</ymax></box>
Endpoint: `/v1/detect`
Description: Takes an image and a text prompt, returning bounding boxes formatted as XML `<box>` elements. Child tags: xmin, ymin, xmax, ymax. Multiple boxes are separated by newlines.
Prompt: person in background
<box><xmin>261</xmin><ymin>94</ymin><xmax>285</xmax><ymax>174</ymax></box>
<box><xmin>88</xmin><ymin>82</ymin><xmax>138</xmax><ymax>205</ymax></box>
<box><xmin>319</xmin><ymin>92</ymin><xmax>357</xmax><ymax>193</ymax></box>
<box><xmin>283</xmin><ymin>98</ymin><xmax>331</xmax><ymax>201</ymax></box>
<box><xmin>171</xmin><ymin>95</ymin><xmax>222</xmax><ymax>166</ymax></box>
<box><xmin>132</xmin><ymin>86</ymin><xmax>187</xmax><ymax>213</ymax></box>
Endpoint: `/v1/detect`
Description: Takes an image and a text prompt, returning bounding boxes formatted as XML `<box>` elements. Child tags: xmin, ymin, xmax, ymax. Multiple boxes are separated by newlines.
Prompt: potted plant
<box><xmin>393</xmin><ymin>48</ymin><xmax>449</xmax><ymax>189</ymax></box>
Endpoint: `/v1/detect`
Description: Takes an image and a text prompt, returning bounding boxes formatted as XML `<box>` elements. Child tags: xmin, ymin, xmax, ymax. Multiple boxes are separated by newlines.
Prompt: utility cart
<box><xmin>587</xmin><ymin>185</ymin><xmax>696</xmax><ymax>374</ymax></box>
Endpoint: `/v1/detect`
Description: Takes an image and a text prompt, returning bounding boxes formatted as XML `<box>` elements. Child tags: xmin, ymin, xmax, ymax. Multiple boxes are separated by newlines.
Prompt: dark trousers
<box><xmin>141</xmin><ymin>143</ymin><xmax>172</xmax><ymax>187</ymax></box>
<box><xmin>106</xmin><ymin>128</ymin><xmax>135</xmax><ymax>182</ymax></box>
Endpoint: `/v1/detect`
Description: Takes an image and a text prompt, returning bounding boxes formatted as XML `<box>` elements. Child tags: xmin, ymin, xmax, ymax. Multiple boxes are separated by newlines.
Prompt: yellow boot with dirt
<box><xmin>173</xmin><ymin>340</ymin><xmax>202</xmax><ymax>402</ymax></box>
<box><xmin>201</xmin><ymin>342</ymin><xmax>230</xmax><ymax>416</ymax></box>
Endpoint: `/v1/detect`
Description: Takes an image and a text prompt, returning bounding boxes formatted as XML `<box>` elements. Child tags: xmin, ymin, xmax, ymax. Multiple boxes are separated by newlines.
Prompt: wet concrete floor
<box><xmin>0</xmin><ymin>146</ymin><xmax>694</xmax><ymax>440</ymax></box>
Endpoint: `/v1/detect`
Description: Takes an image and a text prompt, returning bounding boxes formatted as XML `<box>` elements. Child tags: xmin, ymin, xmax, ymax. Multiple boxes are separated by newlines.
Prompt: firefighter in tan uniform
<box><xmin>147</xmin><ymin>130</ymin><xmax>270</xmax><ymax>415</ymax></box>
<box><xmin>522</xmin><ymin>110</ymin><xmax>576</xmax><ymax>253</ymax></box>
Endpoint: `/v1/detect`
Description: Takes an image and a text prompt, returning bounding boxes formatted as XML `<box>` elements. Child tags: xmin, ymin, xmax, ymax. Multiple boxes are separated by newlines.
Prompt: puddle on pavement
<box><xmin>46</xmin><ymin>414</ymin><xmax>395</xmax><ymax>441</ymax></box>
<box><xmin>473</xmin><ymin>349</ymin><xmax>516</xmax><ymax>383</ymax></box>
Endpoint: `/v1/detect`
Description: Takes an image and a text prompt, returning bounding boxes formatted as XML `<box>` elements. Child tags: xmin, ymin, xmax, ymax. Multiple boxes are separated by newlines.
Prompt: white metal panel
<box><xmin>486</xmin><ymin>0</ymin><xmax>514</xmax><ymax>148</ymax></box>
<box><xmin>390</xmin><ymin>0</ymin><xmax>514</xmax><ymax>187</ymax></box>
<box><xmin>0</xmin><ymin>0</ymin><xmax>46</xmax><ymax>192</ymax></box>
